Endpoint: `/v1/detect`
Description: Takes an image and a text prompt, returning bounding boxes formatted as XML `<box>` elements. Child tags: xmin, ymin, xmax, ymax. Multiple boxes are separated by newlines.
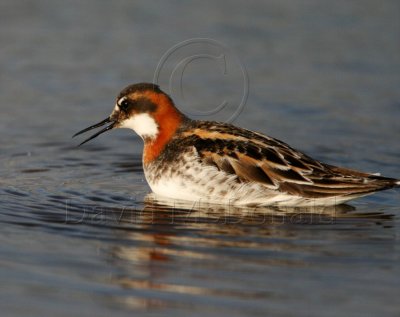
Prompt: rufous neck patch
<box><xmin>142</xmin><ymin>93</ymin><xmax>184</xmax><ymax>164</ymax></box>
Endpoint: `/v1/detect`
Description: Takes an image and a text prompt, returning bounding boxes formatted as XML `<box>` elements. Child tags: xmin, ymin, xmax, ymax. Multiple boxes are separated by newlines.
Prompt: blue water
<box><xmin>1</xmin><ymin>1</ymin><xmax>400</xmax><ymax>316</ymax></box>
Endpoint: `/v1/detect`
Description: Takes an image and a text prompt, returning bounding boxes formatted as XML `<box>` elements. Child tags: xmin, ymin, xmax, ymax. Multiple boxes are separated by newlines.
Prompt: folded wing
<box><xmin>183</xmin><ymin>123</ymin><xmax>398</xmax><ymax>199</ymax></box>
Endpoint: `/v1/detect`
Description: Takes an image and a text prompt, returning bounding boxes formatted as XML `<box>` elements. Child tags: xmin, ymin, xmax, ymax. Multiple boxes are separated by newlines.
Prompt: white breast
<box><xmin>143</xmin><ymin>150</ymin><xmax>291</xmax><ymax>206</ymax></box>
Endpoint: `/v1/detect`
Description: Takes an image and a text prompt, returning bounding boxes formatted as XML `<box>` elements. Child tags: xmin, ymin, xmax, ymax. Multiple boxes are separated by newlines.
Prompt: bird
<box><xmin>73</xmin><ymin>83</ymin><xmax>400</xmax><ymax>207</ymax></box>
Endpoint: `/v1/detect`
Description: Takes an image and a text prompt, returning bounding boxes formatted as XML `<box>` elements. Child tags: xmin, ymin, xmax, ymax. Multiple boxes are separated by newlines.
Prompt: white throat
<box><xmin>120</xmin><ymin>113</ymin><xmax>159</xmax><ymax>139</ymax></box>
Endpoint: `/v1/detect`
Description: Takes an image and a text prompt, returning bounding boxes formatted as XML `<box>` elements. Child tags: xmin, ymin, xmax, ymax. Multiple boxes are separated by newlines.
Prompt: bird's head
<box><xmin>74</xmin><ymin>83</ymin><xmax>185</xmax><ymax>147</ymax></box>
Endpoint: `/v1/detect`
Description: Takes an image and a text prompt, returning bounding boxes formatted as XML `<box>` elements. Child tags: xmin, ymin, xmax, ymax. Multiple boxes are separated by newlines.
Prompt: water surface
<box><xmin>1</xmin><ymin>1</ymin><xmax>400</xmax><ymax>316</ymax></box>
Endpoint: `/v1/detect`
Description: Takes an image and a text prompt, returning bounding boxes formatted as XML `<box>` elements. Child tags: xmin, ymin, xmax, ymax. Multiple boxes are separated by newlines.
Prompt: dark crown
<box><xmin>118</xmin><ymin>83</ymin><xmax>162</xmax><ymax>99</ymax></box>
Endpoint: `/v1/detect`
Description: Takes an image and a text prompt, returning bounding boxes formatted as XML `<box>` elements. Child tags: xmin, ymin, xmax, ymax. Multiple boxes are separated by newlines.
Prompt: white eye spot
<box><xmin>120</xmin><ymin>113</ymin><xmax>159</xmax><ymax>139</ymax></box>
<box><xmin>117</xmin><ymin>96</ymin><xmax>131</xmax><ymax>112</ymax></box>
<box><xmin>117</xmin><ymin>96</ymin><xmax>127</xmax><ymax>107</ymax></box>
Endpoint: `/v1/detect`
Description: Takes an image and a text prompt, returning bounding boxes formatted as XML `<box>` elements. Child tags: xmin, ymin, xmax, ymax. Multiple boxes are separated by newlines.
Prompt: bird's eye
<box><xmin>119</xmin><ymin>99</ymin><xmax>130</xmax><ymax>112</ymax></box>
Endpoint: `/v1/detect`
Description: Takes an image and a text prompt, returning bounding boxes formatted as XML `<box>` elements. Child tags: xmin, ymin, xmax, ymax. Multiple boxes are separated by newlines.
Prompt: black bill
<box><xmin>73</xmin><ymin>117</ymin><xmax>115</xmax><ymax>146</ymax></box>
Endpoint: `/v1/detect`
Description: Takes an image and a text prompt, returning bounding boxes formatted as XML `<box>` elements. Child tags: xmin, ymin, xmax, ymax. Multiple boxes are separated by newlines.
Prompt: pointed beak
<box><xmin>73</xmin><ymin>117</ymin><xmax>116</xmax><ymax>146</ymax></box>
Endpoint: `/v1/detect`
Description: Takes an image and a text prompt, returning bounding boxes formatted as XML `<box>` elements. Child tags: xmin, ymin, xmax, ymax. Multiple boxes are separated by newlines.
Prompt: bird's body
<box><xmin>74</xmin><ymin>83</ymin><xmax>399</xmax><ymax>207</ymax></box>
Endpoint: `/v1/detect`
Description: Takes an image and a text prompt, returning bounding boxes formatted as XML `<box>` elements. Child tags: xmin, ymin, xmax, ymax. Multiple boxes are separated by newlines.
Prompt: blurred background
<box><xmin>1</xmin><ymin>1</ymin><xmax>399</xmax><ymax>316</ymax></box>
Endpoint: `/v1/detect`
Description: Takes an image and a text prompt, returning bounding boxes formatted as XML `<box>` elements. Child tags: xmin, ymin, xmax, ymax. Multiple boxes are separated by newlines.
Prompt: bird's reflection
<box><xmin>106</xmin><ymin>195</ymin><xmax>394</xmax><ymax>311</ymax></box>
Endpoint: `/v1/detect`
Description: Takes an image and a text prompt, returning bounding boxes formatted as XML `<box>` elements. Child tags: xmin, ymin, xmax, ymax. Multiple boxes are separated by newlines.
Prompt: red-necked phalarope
<box><xmin>74</xmin><ymin>83</ymin><xmax>400</xmax><ymax>206</ymax></box>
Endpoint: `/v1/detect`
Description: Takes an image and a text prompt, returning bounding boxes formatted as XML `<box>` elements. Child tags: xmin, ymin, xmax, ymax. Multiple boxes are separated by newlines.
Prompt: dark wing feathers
<box><xmin>179</xmin><ymin>121</ymin><xmax>398</xmax><ymax>198</ymax></box>
<box><xmin>230</xmin><ymin>155</ymin><xmax>275</xmax><ymax>186</ymax></box>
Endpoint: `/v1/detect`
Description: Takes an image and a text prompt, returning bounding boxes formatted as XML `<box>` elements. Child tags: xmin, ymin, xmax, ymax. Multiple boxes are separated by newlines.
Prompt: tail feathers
<box><xmin>396</xmin><ymin>180</ymin><xmax>400</xmax><ymax>186</ymax></box>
